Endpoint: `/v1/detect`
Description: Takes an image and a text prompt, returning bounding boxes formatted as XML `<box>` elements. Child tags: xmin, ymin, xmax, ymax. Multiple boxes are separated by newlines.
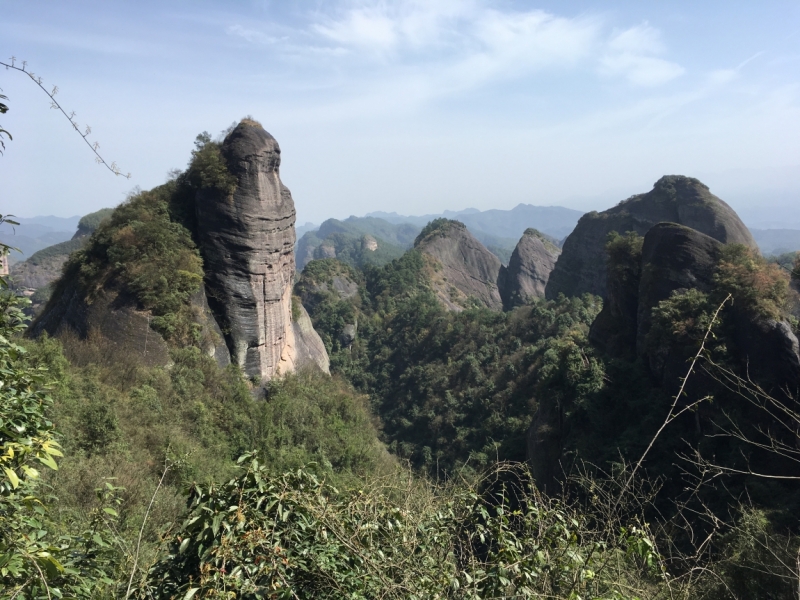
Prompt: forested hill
<box><xmin>4</xmin><ymin>140</ymin><xmax>800</xmax><ymax>597</ymax></box>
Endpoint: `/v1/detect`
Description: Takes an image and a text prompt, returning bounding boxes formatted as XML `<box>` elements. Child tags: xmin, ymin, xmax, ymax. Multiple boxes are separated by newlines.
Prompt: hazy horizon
<box><xmin>2</xmin><ymin>1</ymin><xmax>799</xmax><ymax>225</ymax></box>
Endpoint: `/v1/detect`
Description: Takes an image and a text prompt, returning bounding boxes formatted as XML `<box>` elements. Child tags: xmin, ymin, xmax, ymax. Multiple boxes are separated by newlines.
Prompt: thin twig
<box><xmin>1</xmin><ymin>57</ymin><xmax>130</xmax><ymax>178</ymax></box>
<box><xmin>613</xmin><ymin>294</ymin><xmax>731</xmax><ymax>511</ymax></box>
<box><xmin>125</xmin><ymin>458</ymin><xmax>171</xmax><ymax>599</ymax></box>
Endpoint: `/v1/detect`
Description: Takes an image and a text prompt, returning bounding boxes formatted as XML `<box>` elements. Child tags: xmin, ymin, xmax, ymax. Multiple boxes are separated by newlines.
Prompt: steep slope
<box><xmin>499</xmin><ymin>228</ymin><xmax>561</xmax><ymax>309</ymax></box>
<box><xmin>414</xmin><ymin>219</ymin><xmax>503</xmax><ymax>311</ymax></box>
<box><xmin>195</xmin><ymin>120</ymin><xmax>327</xmax><ymax>380</ymax></box>
<box><xmin>546</xmin><ymin>176</ymin><xmax>757</xmax><ymax>300</ymax></box>
<box><xmin>31</xmin><ymin>120</ymin><xmax>329</xmax><ymax>379</ymax></box>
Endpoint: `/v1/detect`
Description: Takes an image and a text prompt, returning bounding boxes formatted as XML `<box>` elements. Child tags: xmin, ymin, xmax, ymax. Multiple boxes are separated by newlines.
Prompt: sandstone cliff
<box><xmin>531</xmin><ymin>221</ymin><xmax>799</xmax><ymax>492</ymax></box>
<box><xmin>195</xmin><ymin>120</ymin><xmax>326</xmax><ymax>381</ymax></box>
<box><xmin>546</xmin><ymin>176</ymin><xmax>757</xmax><ymax>300</ymax></box>
<box><xmin>499</xmin><ymin>228</ymin><xmax>561</xmax><ymax>309</ymax></box>
<box><xmin>414</xmin><ymin>219</ymin><xmax>503</xmax><ymax>311</ymax></box>
<box><xmin>31</xmin><ymin>120</ymin><xmax>330</xmax><ymax>380</ymax></box>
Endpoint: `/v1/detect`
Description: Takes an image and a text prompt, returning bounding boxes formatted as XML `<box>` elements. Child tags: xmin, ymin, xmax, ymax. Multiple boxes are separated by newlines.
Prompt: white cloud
<box><xmin>305</xmin><ymin>1</ymin><xmax>601</xmax><ymax>96</ymax></box>
<box><xmin>600</xmin><ymin>23</ymin><xmax>684</xmax><ymax>86</ymax></box>
<box><xmin>313</xmin><ymin>9</ymin><xmax>399</xmax><ymax>50</ymax></box>
<box><xmin>311</xmin><ymin>0</ymin><xmax>473</xmax><ymax>52</ymax></box>
<box><xmin>466</xmin><ymin>9</ymin><xmax>599</xmax><ymax>76</ymax></box>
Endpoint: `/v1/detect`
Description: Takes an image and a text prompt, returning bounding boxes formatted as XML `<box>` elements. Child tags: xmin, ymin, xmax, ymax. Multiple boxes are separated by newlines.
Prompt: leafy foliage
<box><xmin>414</xmin><ymin>217</ymin><xmax>457</xmax><ymax>246</ymax></box>
<box><xmin>180</xmin><ymin>133</ymin><xmax>237</xmax><ymax>198</ymax></box>
<box><xmin>302</xmin><ymin>252</ymin><xmax>603</xmax><ymax>475</ymax></box>
<box><xmin>714</xmin><ymin>244</ymin><xmax>789</xmax><ymax>320</ymax></box>
<box><xmin>0</xmin><ymin>286</ymin><xmax>120</xmax><ymax>599</ymax></box>
<box><xmin>75</xmin><ymin>207</ymin><xmax>114</xmax><ymax>237</ymax></box>
<box><xmin>21</xmin><ymin>237</ymin><xmax>85</xmax><ymax>266</ymax></box>
<box><xmin>138</xmin><ymin>458</ymin><xmax>664</xmax><ymax>599</ymax></box>
<box><xmin>56</xmin><ymin>183</ymin><xmax>204</xmax><ymax>344</ymax></box>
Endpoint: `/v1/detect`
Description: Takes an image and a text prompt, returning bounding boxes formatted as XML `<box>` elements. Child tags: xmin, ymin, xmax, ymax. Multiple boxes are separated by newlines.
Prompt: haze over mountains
<box><xmin>6</xmin><ymin>201</ymin><xmax>800</xmax><ymax>275</ymax></box>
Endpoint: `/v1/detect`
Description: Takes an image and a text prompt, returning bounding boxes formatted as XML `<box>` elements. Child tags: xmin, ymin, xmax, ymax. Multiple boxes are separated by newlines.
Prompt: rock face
<box><xmin>415</xmin><ymin>220</ymin><xmax>503</xmax><ymax>311</ymax></box>
<box><xmin>291</xmin><ymin>302</ymin><xmax>330</xmax><ymax>374</ymax></box>
<box><xmin>635</xmin><ymin>224</ymin><xmax>723</xmax><ymax>359</ymax></box>
<box><xmin>30</xmin><ymin>283</ymin><xmax>172</xmax><ymax>368</ymax></box>
<box><xmin>589</xmin><ymin>222</ymin><xmax>800</xmax><ymax>390</ymax></box>
<box><xmin>195</xmin><ymin>121</ymin><xmax>307</xmax><ymax>381</ymax></box>
<box><xmin>546</xmin><ymin>176</ymin><xmax>757</xmax><ymax>300</ymax></box>
<box><xmin>28</xmin><ymin>120</ymin><xmax>329</xmax><ymax>381</ymax></box>
<box><xmin>531</xmin><ymin>220</ymin><xmax>800</xmax><ymax>488</ymax></box>
<box><xmin>499</xmin><ymin>229</ymin><xmax>561</xmax><ymax>309</ymax></box>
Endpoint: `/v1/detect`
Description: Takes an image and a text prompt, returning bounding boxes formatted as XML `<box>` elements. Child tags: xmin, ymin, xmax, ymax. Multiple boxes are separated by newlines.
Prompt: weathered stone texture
<box><xmin>194</xmin><ymin>121</ymin><xmax>301</xmax><ymax>381</ymax></box>
<box><xmin>499</xmin><ymin>229</ymin><xmax>561</xmax><ymax>309</ymax></box>
<box><xmin>416</xmin><ymin>221</ymin><xmax>503</xmax><ymax>311</ymax></box>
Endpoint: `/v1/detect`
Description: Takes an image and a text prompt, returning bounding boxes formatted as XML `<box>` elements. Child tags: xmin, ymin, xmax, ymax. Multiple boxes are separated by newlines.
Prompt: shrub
<box><xmin>137</xmin><ymin>459</ymin><xmax>665</xmax><ymax>599</ymax></box>
<box><xmin>714</xmin><ymin>244</ymin><xmax>789</xmax><ymax>320</ymax></box>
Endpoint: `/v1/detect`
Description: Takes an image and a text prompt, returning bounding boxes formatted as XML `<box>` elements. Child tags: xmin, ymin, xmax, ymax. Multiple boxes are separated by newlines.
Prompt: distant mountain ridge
<box><xmin>297</xmin><ymin>204</ymin><xmax>582</xmax><ymax>271</ymax></box>
<box><xmin>749</xmin><ymin>228</ymin><xmax>800</xmax><ymax>256</ymax></box>
<box><xmin>0</xmin><ymin>215</ymin><xmax>82</xmax><ymax>263</ymax></box>
<box><xmin>367</xmin><ymin>203</ymin><xmax>584</xmax><ymax>242</ymax></box>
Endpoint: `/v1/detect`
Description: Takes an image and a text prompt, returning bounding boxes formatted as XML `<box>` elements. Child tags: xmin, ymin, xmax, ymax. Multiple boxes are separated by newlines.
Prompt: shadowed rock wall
<box><xmin>499</xmin><ymin>228</ymin><xmax>561</xmax><ymax>309</ymax></box>
<box><xmin>546</xmin><ymin>176</ymin><xmax>757</xmax><ymax>301</ymax></box>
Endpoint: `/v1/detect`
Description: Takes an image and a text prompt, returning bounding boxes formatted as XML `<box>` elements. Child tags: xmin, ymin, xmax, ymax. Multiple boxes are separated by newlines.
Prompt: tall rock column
<box><xmin>195</xmin><ymin>120</ymin><xmax>298</xmax><ymax>381</ymax></box>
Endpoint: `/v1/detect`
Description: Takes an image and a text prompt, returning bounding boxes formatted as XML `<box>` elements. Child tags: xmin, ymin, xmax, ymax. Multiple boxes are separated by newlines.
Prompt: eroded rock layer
<box><xmin>195</xmin><ymin>121</ymin><xmax>300</xmax><ymax>381</ymax></box>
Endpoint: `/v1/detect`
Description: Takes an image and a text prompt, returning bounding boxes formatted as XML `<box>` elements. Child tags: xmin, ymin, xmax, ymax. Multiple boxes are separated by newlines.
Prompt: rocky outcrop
<box><xmin>29</xmin><ymin>282</ymin><xmax>172</xmax><ymax>368</ymax></box>
<box><xmin>588</xmin><ymin>222</ymin><xmax>800</xmax><ymax>391</ymax></box>
<box><xmin>195</xmin><ymin>120</ymin><xmax>311</xmax><ymax>381</ymax></box>
<box><xmin>291</xmin><ymin>302</ymin><xmax>330</xmax><ymax>373</ymax></box>
<box><xmin>546</xmin><ymin>176</ymin><xmax>758</xmax><ymax>300</ymax></box>
<box><xmin>499</xmin><ymin>229</ymin><xmax>561</xmax><ymax>309</ymax></box>
<box><xmin>28</xmin><ymin>120</ymin><xmax>330</xmax><ymax>381</ymax></box>
<box><xmin>190</xmin><ymin>287</ymin><xmax>232</xmax><ymax>368</ymax></box>
<box><xmin>635</xmin><ymin>224</ymin><xmax>722</xmax><ymax>359</ymax></box>
<box><xmin>415</xmin><ymin>220</ymin><xmax>503</xmax><ymax>311</ymax></box>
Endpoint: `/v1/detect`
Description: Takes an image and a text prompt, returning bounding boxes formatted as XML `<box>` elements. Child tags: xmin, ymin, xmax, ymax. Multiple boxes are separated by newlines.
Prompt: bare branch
<box><xmin>0</xmin><ymin>58</ymin><xmax>131</xmax><ymax>178</ymax></box>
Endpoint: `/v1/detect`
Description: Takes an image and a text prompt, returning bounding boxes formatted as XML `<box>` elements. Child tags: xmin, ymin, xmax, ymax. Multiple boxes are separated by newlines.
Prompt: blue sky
<box><xmin>2</xmin><ymin>1</ymin><xmax>799</xmax><ymax>226</ymax></box>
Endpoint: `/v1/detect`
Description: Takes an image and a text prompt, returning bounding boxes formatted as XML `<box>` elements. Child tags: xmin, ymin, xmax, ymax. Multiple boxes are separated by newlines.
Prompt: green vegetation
<box><xmin>414</xmin><ymin>217</ymin><xmax>457</xmax><ymax>246</ymax></box>
<box><xmin>524</xmin><ymin>227</ymin><xmax>561</xmax><ymax>254</ymax></box>
<box><xmin>7</xmin><ymin>121</ymin><xmax>800</xmax><ymax>596</ymax></box>
<box><xmin>76</xmin><ymin>208</ymin><xmax>114</xmax><ymax>237</ymax></box>
<box><xmin>181</xmin><ymin>132</ymin><xmax>237</xmax><ymax>198</ymax></box>
<box><xmin>295</xmin><ymin>259</ymin><xmax>363</xmax><ymax>353</ymax></box>
<box><xmin>301</xmin><ymin>250</ymin><xmax>603</xmax><ymax>475</ymax></box>
<box><xmin>714</xmin><ymin>244</ymin><xmax>789</xmax><ymax>320</ymax></box>
<box><xmin>23</xmin><ymin>237</ymin><xmax>86</xmax><ymax>266</ymax></box>
<box><xmin>56</xmin><ymin>183</ymin><xmax>204</xmax><ymax>344</ymax></box>
<box><xmin>1</xmin><ymin>290</ymin><xmax>120</xmax><ymax>598</ymax></box>
<box><xmin>299</xmin><ymin>231</ymin><xmax>407</xmax><ymax>270</ymax></box>
<box><xmin>136</xmin><ymin>461</ymin><xmax>663</xmax><ymax>599</ymax></box>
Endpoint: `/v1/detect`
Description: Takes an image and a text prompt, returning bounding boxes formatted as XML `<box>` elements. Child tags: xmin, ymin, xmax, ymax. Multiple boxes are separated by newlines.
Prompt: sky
<box><xmin>2</xmin><ymin>0</ymin><xmax>800</xmax><ymax>227</ymax></box>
